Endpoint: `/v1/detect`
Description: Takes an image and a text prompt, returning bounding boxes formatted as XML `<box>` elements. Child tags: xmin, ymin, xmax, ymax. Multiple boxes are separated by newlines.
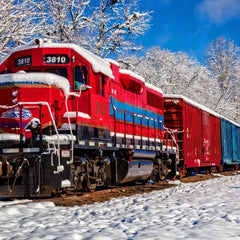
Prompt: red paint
<box><xmin>0</xmin><ymin>42</ymin><xmax>169</xmax><ymax>147</ymax></box>
<box><xmin>164</xmin><ymin>96</ymin><xmax>221</xmax><ymax>168</ymax></box>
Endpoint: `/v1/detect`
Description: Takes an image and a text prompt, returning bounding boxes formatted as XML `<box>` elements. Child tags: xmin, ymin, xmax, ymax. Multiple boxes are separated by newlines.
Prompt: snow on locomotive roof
<box><xmin>106</xmin><ymin>58</ymin><xmax>120</xmax><ymax>67</ymax></box>
<box><xmin>0</xmin><ymin>72</ymin><xmax>70</xmax><ymax>97</ymax></box>
<box><xmin>145</xmin><ymin>82</ymin><xmax>163</xmax><ymax>94</ymax></box>
<box><xmin>165</xmin><ymin>94</ymin><xmax>240</xmax><ymax>127</ymax></box>
<box><xmin>5</xmin><ymin>39</ymin><xmax>114</xmax><ymax>79</ymax></box>
<box><xmin>119</xmin><ymin>69</ymin><xmax>145</xmax><ymax>83</ymax></box>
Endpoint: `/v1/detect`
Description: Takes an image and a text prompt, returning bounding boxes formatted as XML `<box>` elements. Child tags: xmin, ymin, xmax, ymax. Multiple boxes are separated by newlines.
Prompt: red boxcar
<box><xmin>164</xmin><ymin>95</ymin><xmax>222</xmax><ymax>175</ymax></box>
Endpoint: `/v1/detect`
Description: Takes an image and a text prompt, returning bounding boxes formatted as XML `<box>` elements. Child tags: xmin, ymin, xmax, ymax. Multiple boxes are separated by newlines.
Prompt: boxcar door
<box><xmin>183</xmin><ymin>103</ymin><xmax>203</xmax><ymax>168</ymax></box>
<box><xmin>221</xmin><ymin>119</ymin><xmax>233</xmax><ymax>165</ymax></box>
<box><xmin>202</xmin><ymin>112</ymin><xmax>221</xmax><ymax>166</ymax></box>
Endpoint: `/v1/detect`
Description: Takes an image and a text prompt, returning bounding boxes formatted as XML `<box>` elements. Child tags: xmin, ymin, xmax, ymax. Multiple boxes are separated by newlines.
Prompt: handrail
<box><xmin>66</xmin><ymin>83</ymin><xmax>92</xmax><ymax>163</ymax></box>
<box><xmin>0</xmin><ymin>101</ymin><xmax>62</xmax><ymax>171</ymax></box>
<box><xmin>164</xmin><ymin>125</ymin><xmax>179</xmax><ymax>150</ymax></box>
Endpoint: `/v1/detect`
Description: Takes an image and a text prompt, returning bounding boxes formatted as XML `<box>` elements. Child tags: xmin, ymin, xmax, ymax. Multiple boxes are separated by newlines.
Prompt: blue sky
<box><xmin>137</xmin><ymin>0</ymin><xmax>240</xmax><ymax>61</ymax></box>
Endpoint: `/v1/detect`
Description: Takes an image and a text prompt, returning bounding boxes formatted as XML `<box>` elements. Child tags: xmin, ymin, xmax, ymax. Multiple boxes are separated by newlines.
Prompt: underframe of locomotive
<box><xmin>0</xmin><ymin>123</ymin><xmax>178</xmax><ymax>198</ymax></box>
<box><xmin>0</xmin><ymin>136</ymin><xmax>71</xmax><ymax>198</ymax></box>
<box><xmin>68</xmin><ymin>123</ymin><xmax>178</xmax><ymax>193</ymax></box>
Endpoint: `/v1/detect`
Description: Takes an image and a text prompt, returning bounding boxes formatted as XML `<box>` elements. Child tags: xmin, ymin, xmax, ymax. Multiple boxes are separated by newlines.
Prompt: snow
<box><xmin>42</xmin><ymin>134</ymin><xmax>76</xmax><ymax>144</ymax></box>
<box><xmin>0</xmin><ymin>72</ymin><xmax>70</xmax><ymax>97</ymax></box>
<box><xmin>119</xmin><ymin>69</ymin><xmax>145</xmax><ymax>83</ymax></box>
<box><xmin>0</xmin><ymin>133</ymin><xmax>21</xmax><ymax>142</ymax></box>
<box><xmin>63</xmin><ymin>111</ymin><xmax>91</xmax><ymax>119</ymax></box>
<box><xmin>1</xmin><ymin>175</ymin><xmax>240</xmax><ymax>239</ymax></box>
<box><xmin>145</xmin><ymin>82</ymin><xmax>163</xmax><ymax>94</ymax></box>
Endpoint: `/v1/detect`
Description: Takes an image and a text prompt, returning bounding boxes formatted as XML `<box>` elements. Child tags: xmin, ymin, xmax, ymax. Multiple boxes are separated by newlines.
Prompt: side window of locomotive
<box><xmin>74</xmin><ymin>65</ymin><xmax>88</xmax><ymax>91</ymax></box>
<box><xmin>45</xmin><ymin>68</ymin><xmax>68</xmax><ymax>79</ymax></box>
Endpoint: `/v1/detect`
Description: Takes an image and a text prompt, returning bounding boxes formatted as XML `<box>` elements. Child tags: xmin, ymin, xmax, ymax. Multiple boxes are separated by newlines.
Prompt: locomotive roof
<box><xmin>165</xmin><ymin>94</ymin><xmax>240</xmax><ymax>127</ymax></box>
<box><xmin>4</xmin><ymin>39</ymin><xmax>114</xmax><ymax>79</ymax></box>
<box><xmin>119</xmin><ymin>69</ymin><xmax>145</xmax><ymax>83</ymax></box>
<box><xmin>0</xmin><ymin>71</ymin><xmax>70</xmax><ymax>97</ymax></box>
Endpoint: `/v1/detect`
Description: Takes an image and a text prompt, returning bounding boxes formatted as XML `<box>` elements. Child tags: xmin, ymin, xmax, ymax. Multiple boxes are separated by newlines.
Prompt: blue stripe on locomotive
<box><xmin>221</xmin><ymin>118</ymin><xmax>240</xmax><ymax>165</ymax></box>
<box><xmin>110</xmin><ymin>97</ymin><xmax>164</xmax><ymax>129</ymax></box>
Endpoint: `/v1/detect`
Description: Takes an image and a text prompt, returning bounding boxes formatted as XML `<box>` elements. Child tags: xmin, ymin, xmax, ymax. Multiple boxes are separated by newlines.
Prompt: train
<box><xmin>164</xmin><ymin>95</ymin><xmax>240</xmax><ymax>177</ymax></box>
<box><xmin>0</xmin><ymin>39</ymin><xmax>238</xmax><ymax>198</ymax></box>
<box><xmin>0</xmin><ymin>39</ymin><xmax>178</xmax><ymax>197</ymax></box>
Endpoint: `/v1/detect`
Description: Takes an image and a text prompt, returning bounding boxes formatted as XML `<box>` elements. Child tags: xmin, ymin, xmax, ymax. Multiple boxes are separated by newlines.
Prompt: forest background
<box><xmin>1</xmin><ymin>0</ymin><xmax>240</xmax><ymax>123</ymax></box>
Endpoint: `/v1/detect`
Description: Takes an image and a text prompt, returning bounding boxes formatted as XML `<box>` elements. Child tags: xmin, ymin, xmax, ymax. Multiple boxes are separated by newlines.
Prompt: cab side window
<box><xmin>74</xmin><ymin>65</ymin><xmax>88</xmax><ymax>91</ymax></box>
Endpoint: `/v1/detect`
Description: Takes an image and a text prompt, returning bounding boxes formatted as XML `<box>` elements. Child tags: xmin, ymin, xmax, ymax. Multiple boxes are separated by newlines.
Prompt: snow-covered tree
<box><xmin>34</xmin><ymin>0</ymin><xmax>151</xmax><ymax>58</ymax></box>
<box><xmin>0</xmin><ymin>0</ymin><xmax>40</xmax><ymax>60</ymax></box>
<box><xmin>0</xmin><ymin>0</ymin><xmax>151</xmax><ymax>59</ymax></box>
<box><xmin>204</xmin><ymin>37</ymin><xmax>240</xmax><ymax>121</ymax></box>
<box><xmin>85</xmin><ymin>0</ymin><xmax>151</xmax><ymax>57</ymax></box>
<box><xmin>118</xmin><ymin>47</ymin><xmax>220</xmax><ymax>116</ymax></box>
<box><xmin>205</xmin><ymin>37</ymin><xmax>240</xmax><ymax>105</ymax></box>
<box><xmin>119</xmin><ymin>47</ymin><xmax>207</xmax><ymax>93</ymax></box>
<box><xmin>34</xmin><ymin>0</ymin><xmax>90</xmax><ymax>42</ymax></box>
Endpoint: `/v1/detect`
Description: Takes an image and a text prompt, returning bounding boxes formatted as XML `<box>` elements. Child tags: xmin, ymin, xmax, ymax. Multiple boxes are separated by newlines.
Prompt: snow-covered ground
<box><xmin>1</xmin><ymin>175</ymin><xmax>240</xmax><ymax>240</ymax></box>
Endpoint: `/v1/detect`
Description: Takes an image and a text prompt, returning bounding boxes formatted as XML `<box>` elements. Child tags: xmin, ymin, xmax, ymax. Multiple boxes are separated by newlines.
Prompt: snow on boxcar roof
<box><xmin>0</xmin><ymin>71</ymin><xmax>70</xmax><ymax>97</ymax></box>
<box><xmin>3</xmin><ymin>39</ymin><xmax>114</xmax><ymax>79</ymax></box>
<box><xmin>145</xmin><ymin>82</ymin><xmax>163</xmax><ymax>94</ymax></box>
<box><xmin>119</xmin><ymin>69</ymin><xmax>145</xmax><ymax>83</ymax></box>
<box><xmin>165</xmin><ymin>94</ymin><xmax>240</xmax><ymax>127</ymax></box>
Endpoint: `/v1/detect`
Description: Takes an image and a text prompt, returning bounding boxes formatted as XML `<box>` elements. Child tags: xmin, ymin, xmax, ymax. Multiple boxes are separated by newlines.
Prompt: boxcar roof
<box><xmin>164</xmin><ymin>94</ymin><xmax>240</xmax><ymax>127</ymax></box>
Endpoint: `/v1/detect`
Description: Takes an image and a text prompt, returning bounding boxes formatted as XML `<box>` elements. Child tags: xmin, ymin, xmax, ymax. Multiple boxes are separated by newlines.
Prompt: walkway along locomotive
<box><xmin>0</xmin><ymin>39</ymin><xmax>178</xmax><ymax>197</ymax></box>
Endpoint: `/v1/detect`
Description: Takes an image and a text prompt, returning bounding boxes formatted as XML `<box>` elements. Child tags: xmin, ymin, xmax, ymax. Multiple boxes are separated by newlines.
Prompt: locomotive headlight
<box><xmin>12</xmin><ymin>98</ymin><xmax>18</xmax><ymax>104</ymax></box>
<box><xmin>12</xmin><ymin>90</ymin><xmax>18</xmax><ymax>97</ymax></box>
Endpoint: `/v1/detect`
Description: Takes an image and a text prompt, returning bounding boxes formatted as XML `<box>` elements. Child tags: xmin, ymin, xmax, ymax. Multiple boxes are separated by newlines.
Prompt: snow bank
<box><xmin>1</xmin><ymin>175</ymin><xmax>240</xmax><ymax>239</ymax></box>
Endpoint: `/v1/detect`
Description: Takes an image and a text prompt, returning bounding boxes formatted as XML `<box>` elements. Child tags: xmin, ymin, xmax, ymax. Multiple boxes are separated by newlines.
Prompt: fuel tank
<box><xmin>115</xmin><ymin>150</ymin><xmax>156</xmax><ymax>184</ymax></box>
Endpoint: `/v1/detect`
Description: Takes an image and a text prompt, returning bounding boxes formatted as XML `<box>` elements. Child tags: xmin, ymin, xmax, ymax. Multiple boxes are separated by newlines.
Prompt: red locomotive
<box><xmin>0</xmin><ymin>39</ymin><xmax>177</xmax><ymax>197</ymax></box>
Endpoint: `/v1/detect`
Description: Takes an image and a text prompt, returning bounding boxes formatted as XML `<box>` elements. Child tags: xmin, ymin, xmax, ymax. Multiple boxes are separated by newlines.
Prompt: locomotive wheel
<box><xmin>82</xmin><ymin>175</ymin><xmax>91</xmax><ymax>192</ymax></box>
<box><xmin>178</xmin><ymin>165</ymin><xmax>186</xmax><ymax>179</ymax></box>
<box><xmin>159</xmin><ymin>163</ymin><xmax>169</xmax><ymax>180</ymax></box>
<box><xmin>217</xmin><ymin>164</ymin><xmax>223</xmax><ymax>173</ymax></box>
<box><xmin>150</xmin><ymin>168</ymin><xmax>158</xmax><ymax>182</ymax></box>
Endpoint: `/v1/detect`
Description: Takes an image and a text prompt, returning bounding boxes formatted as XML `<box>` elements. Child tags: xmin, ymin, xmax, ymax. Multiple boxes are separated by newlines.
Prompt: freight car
<box><xmin>164</xmin><ymin>95</ymin><xmax>240</xmax><ymax>177</ymax></box>
<box><xmin>0</xmin><ymin>39</ymin><xmax>178</xmax><ymax>197</ymax></box>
